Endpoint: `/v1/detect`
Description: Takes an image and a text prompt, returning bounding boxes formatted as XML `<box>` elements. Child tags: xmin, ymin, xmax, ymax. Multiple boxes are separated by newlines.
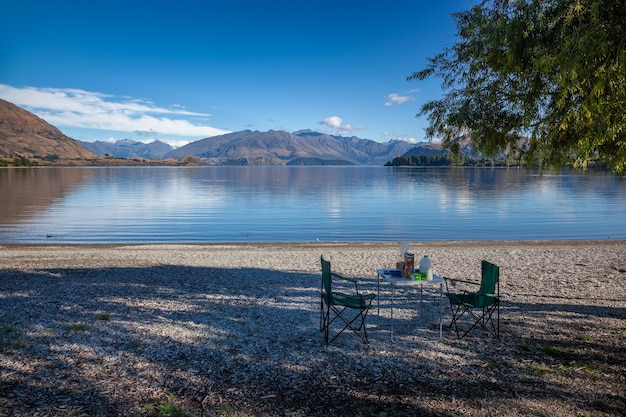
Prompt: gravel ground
<box><xmin>1</xmin><ymin>241</ymin><xmax>625</xmax><ymax>417</ymax></box>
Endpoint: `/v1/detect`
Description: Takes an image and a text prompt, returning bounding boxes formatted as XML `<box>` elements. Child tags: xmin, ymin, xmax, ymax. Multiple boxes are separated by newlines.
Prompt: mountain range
<box><xmin>77</xmin><ymin>138</ymin><xmax>174</xmax><ymax>159</ymax></box>
<box><xmin>161</xmin><ymin>129</ymin><xmax>415</xmax><ymax>165</ymax></box>
<box><xmin>0</xmin><ymin>98</ymin><xmax>425</xmax><ymax>165</ymax></box>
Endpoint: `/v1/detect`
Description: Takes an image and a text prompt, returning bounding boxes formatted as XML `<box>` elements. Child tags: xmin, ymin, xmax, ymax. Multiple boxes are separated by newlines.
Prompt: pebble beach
<box><xmin>1</xmin><ymin>241</ymin><xmax>625</xmax><ymax>416</ymax></box>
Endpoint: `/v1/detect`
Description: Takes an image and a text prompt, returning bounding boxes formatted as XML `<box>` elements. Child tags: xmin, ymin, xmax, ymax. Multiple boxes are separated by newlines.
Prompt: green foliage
<box><xmin>0</xmin><ymin>326</ymin><xmax>27</xmax><ymax>351</ymax></box>
<box><xmin>1</xmin><ymin>326</ymin><xmax>16</xmax><ymax>334</ymax></box>
<box><xmin>385</xmin><ymin>154</ymin><xmax>516</xmax><ymax>167</ymax></box>
<box><xmin>543</xmin><ymin>344</ymin><xmax>576</xmax><ymax>361</ymax></box>
<box><xmin>581</xmin><ymin>334</ymin><xmax>594</xmax><ymax>342</ymax></box>
<box><xmin>42</xmin><ymin>154</ymin><xmax>60</xmax><ymax>161</ymax></box>
<box><xmin>126</xmin><ymin>339</ymin><xmax>143</xmax><ymax>350</ymax></box>
<box><xmin>145</xmin><ymin>394</ymin><xmax>196</xmax><ymax>417</ymax></box>
<box><xmin>12</xmin><ymin>156</ymin><xmax>38</xmax><ymax>166</ymax></box>
<box><xmin>410</xmin><ymin>0</ymin><xmax>626</xmax><ymax>173</ymax></box>
<box><xmin>69</xmin><ymin>323</ymin><xmax>87</xmax><ymax>332</ymax></box>
<box><xmin>385</xmin><ymin>155</ymin><xmax>453</xmax><ymax>166</ymax></box>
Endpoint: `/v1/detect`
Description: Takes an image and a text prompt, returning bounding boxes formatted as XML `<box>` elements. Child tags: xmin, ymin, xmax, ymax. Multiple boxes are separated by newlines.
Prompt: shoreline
<box><xmin>2</xmin><ymin>238</ymin><xmax>625</xmax><ymax>247</ymax></box>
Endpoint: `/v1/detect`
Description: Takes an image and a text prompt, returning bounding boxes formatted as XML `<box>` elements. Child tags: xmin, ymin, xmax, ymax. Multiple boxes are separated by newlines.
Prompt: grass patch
<box><xmin>580</xmin><ymin>334</ymin><xmax>594</xmax><ymax>342</ymax></box>
<box><xmin>1</xmin><ymin>326</ymin><xmax>17</xmax><ymax>335</ymax></box>
<box><xmin>126</xmin><ymin>340</ymin><xmax>143</xmax><ymax>350</ymax></box>
<box><xmin>583</xmin><ymin>366</ymin><xmax>598</xmax><ymax>377</ymax></box>
<box><xmin>592</xmin><ymin>398</ymin><xmax>612</xmax><ymax>412</ymax></box>
<box><xmin>543</xmin><ymin>345</ymin><xmax>576</xmax><ymax>361</ymax></box>
<box><xmin>13</xmin><ymin>338</ymin><xmax>27</xmax><ymax>349</ymax></box>
<box><xmin>0</xmin><ymin>327</ymin><xmax>27</xmax><ymax>351</ymax></box>
<box><xmin>527</xmin><ymin>363</ymin><xmax>550</xmax><ymax>374</ymax></box>
<box><xmin>95</xmin><ymin>313</ymin><xmax>111</xmax><ymax>321</ymax></box>
<box><xmin>215</xmin><ymin>404</ymin><xmax>231</xmax><ymax>414</ymax></box>
<box><xmin>69</xmin><ymin>323</ymin><xmax>87</xmax><ymax>332</ymax></box>
<box><xmin>145</xmin><ymin>395</ymin><xmax>195</xmax><ymax>417</ymax></box>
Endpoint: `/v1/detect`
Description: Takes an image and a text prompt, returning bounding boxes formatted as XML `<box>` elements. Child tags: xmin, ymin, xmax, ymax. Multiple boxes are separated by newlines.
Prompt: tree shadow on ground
<box><xmin>1</xmin><ymin>265</ymin><xmax>625</xmax><ymax>416</ymax></box>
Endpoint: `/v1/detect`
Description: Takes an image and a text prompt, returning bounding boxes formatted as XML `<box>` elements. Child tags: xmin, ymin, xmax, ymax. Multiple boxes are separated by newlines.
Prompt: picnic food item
<box><xmin>404</xmin><ymin>252</ymin><xmax>414</xmax><ymax>278</ymax></box>
<box><xmin>419</xmin><ymin>255</ymin><xmax>433</xmax><ymax>281</ymax></box>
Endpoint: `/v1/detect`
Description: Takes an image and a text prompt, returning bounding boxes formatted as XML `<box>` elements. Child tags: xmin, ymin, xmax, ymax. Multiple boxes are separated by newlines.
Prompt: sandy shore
<box><xmin>1</xmin><ymin>241</ymin><xmax>625</xmax><ymax>416</ymax></box>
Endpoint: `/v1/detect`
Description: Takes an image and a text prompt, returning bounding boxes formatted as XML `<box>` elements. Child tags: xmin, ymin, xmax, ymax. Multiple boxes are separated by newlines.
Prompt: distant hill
<box><xmin>388</xmin><ymin>134</ymin><xmax>518</xmax><ymax>166</ymax></box>
<box><xmin>164</xmin><ymin>129</ymin><xmax>415</xmax><ymax>165</ymax></box>
<box><xmin>401</xmin><ymin>142</ymin><xmax>449</xmax><ymax>157</ymax></box>
<box><xmin>0</xmin><ymin>98</ymin><xmax>96</xmax><ymax>160</ymax></box>
<box><xmin>0</xmin><ymin>99</ymin><xmax>418</xmax><ymax>166</ymax></box>
<box><xmin>400</xmin><ymin>136</ymin><xmax>480</xmax><ymax>158</ymax></box>
<box><xmin>78</xmin><ymin>138</ymin><xmax>174</xmax><ymax>159</ymax></box>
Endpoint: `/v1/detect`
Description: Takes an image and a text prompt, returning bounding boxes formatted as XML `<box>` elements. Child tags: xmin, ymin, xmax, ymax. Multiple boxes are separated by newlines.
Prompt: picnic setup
<box><xmin>320</xmin><ymin>247</ymin><xmax>501</xmax><ymax>345</ymax></box>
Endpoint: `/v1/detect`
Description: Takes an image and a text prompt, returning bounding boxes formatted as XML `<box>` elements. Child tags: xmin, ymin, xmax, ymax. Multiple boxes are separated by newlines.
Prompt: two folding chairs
<box><xmin>319</xmin><ymin>256</ymin><xmax>499</xmax><ymax>343</ymax></box>
<box><xmin>320</xmin><ymin>256</ymin><xmax>376</xmax><ymax>344</ymax></box>
<box><xmin>445</xmin><ymin>260</ymin><xmax>500</xmax><ymax>338</ymax></box>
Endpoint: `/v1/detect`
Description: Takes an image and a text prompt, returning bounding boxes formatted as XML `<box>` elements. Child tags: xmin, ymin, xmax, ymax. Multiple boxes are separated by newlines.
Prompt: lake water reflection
<box><xmin>1</xmin><ymin>166</ymin><xmax>624</xmax><ymax>243</ymax></box>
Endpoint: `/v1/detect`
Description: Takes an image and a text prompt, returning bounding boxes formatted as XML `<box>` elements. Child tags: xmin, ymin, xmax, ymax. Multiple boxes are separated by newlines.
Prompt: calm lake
<box><xmin>1</xmin><ymin>166</ymin><xmax>625</xmax><ymax>243</ymax></box>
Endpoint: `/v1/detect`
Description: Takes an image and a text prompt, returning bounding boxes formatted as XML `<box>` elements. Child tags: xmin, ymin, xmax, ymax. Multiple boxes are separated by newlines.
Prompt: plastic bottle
<box><xmin>419</xmin><ymin>255</ymin><xmax>433</xmax><ymax>281</ymax></box>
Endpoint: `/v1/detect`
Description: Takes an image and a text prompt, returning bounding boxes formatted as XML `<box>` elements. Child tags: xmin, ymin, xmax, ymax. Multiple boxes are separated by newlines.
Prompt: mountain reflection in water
<box><xmin>1</xmin><ymin>166</ymin><xmax>624</xmax><ymax>243</ymax></box>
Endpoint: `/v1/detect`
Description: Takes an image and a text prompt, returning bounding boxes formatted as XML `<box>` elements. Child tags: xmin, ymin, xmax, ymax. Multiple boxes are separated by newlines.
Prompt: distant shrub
<box><xmin>13</xmin><ymin>156</ymin><xmax>38</xmax><ymax>166</ymax></box>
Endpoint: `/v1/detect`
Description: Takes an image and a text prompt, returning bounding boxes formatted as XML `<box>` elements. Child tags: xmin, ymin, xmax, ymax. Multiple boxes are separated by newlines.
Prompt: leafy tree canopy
<box><xmin>410</xmin><ymin>0</ymin><xmax>626</xmax><ymax>173</ymax></box>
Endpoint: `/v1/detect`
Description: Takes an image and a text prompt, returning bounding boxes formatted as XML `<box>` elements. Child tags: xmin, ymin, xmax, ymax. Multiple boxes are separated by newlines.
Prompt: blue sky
<box><xmin>1</xmin><ymin>0</ymin><xmax>470</xmax><ymax>147</ymax></box>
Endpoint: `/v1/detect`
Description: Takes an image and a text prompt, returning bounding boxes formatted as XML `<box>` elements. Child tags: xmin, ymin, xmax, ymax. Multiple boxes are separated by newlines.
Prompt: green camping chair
<box><xmin>320</xmin><ymin>256</ymin><xmax>376</xmax><ymax>344</ymax></box>
<box><xmin>445</xmin><ymin>260</ymin><xmax>500</xmax><ymax>338</ymax></box>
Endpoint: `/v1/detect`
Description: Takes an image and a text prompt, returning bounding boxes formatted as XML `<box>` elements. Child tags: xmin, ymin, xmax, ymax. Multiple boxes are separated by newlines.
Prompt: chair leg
<box><xmin>463</xmin><ymin>304</ymin><xmax>499</xmax><ymax>338</ymax></box>
<box><xmin>449</xmin><ymin>302</ymin><xmax>500</xmax><ymax>338</ymax></box>
<box><xmin>448</xmin><ymin>302</ymin><xmax>466</xmax><ymax>337</ymax></box>
<box><xmin>326</xmin><ymin>307</ymin><xmax>366</xmax><ymax>344</ymax></box>
<box><xmin>324</xmin><ymin>302</ymin><xmax>373</xmax><ymax>344</ymax></box>
<box><xmin>322</xmin><ymin>304</ymin><xmax>331</xmax><ymax>344</ymax></box>
<box><xmin>320</xmin><ymin>296</ymin><xmax>325</xmax><ymax>332</ymax></box>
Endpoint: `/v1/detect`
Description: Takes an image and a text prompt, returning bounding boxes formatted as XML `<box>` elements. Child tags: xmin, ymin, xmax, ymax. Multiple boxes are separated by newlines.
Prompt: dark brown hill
<box><xmin>0</xmin><ymin>99</ymin><xmax>96</xmax><ymax>160</ymax></box>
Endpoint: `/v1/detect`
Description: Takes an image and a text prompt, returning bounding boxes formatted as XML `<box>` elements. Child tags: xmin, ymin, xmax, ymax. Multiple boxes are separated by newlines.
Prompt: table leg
<box><xmin>393</xmin><ymin>282</ymin><xmax>443</xmax><ymax>343</ymax></box>
<box><xmin>390</xmin><ymin>283</ymin><xmax>396</xmax><ymax>343</ymax></box>
<box><xmin>438</xmin><ymin>282</ymin><xmax>443</xmax><ymax>339</ymax></box>
<box><xmin>376</xmin><ymin>272</ymin><xmax>381</xmax><ymax>316</ymax></box>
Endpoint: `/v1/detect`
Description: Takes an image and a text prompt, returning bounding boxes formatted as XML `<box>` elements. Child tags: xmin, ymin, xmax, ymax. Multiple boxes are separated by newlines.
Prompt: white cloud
<box><xmin>319</xmin><ymin>116</ymin><xmax>366</xmax><ymax>136</ymax></box>
<box><xmin>382</xmin><ymin>130</ymin><xmax>419</xmax><ymax>143</ymax></box>
<box><xmin>0</xmin><ymin>84</ymin><xmax>230</xmax><ymax>139</ymax></box>
<box><xmin>396</xmin><ymin>136</ymin><xmax>419</xmax><ymax>144</ymax></box>
<box><xmin>160</xmin><ymin>139</ymin><xmax>192</xmax><ymax>149</ymax></box>
<box><xmin>321</xmin><ymin>116</ymin><xmax>343</xmax><ymax>129</ymax></box>
<box><xmin>384</xmin><ymin>88</ymin><xmax>420</xmax><ymax>106</ymax></box>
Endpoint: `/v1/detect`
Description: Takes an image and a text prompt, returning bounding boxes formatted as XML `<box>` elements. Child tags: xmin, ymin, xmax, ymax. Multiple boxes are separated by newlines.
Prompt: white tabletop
<box><xmin>376</xmin><ymin>269</ymin><xmax>444</xmax><ymax>285</ymax></box>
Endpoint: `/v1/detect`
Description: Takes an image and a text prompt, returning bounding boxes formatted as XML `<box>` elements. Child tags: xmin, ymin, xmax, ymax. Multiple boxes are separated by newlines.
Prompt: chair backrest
<box><xmin>479</xmin><ymin>260</ymin><xmax>499</xmax><ymax>295</ymax></box>
<box><xmin>321</xmin><ymin>256</ymin><xmax>333</xmax><ymax>302</ymax></box>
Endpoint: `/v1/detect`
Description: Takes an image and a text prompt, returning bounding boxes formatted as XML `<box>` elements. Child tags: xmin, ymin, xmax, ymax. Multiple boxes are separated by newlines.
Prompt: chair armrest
<box><xmin>332</xmin><ymin>272</ymin><xmax>366</xmax><ymax>295</ymax></box>
<box><xmin>331</xmin><ymin>272</ymin><xmax>357</xmax><ymax>283</ymax></box>
<box><xmin>444</xmin><ymin>277</ymin><xmax>480</xmax><ymax>286</ymax></box>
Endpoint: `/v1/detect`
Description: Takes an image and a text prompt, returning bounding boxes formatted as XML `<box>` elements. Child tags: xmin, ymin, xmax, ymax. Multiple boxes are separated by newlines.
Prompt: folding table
<box><xmin>376</xmin><ymin>269</ymin><xmax>444</xmax><ymax>343</ymax></box>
